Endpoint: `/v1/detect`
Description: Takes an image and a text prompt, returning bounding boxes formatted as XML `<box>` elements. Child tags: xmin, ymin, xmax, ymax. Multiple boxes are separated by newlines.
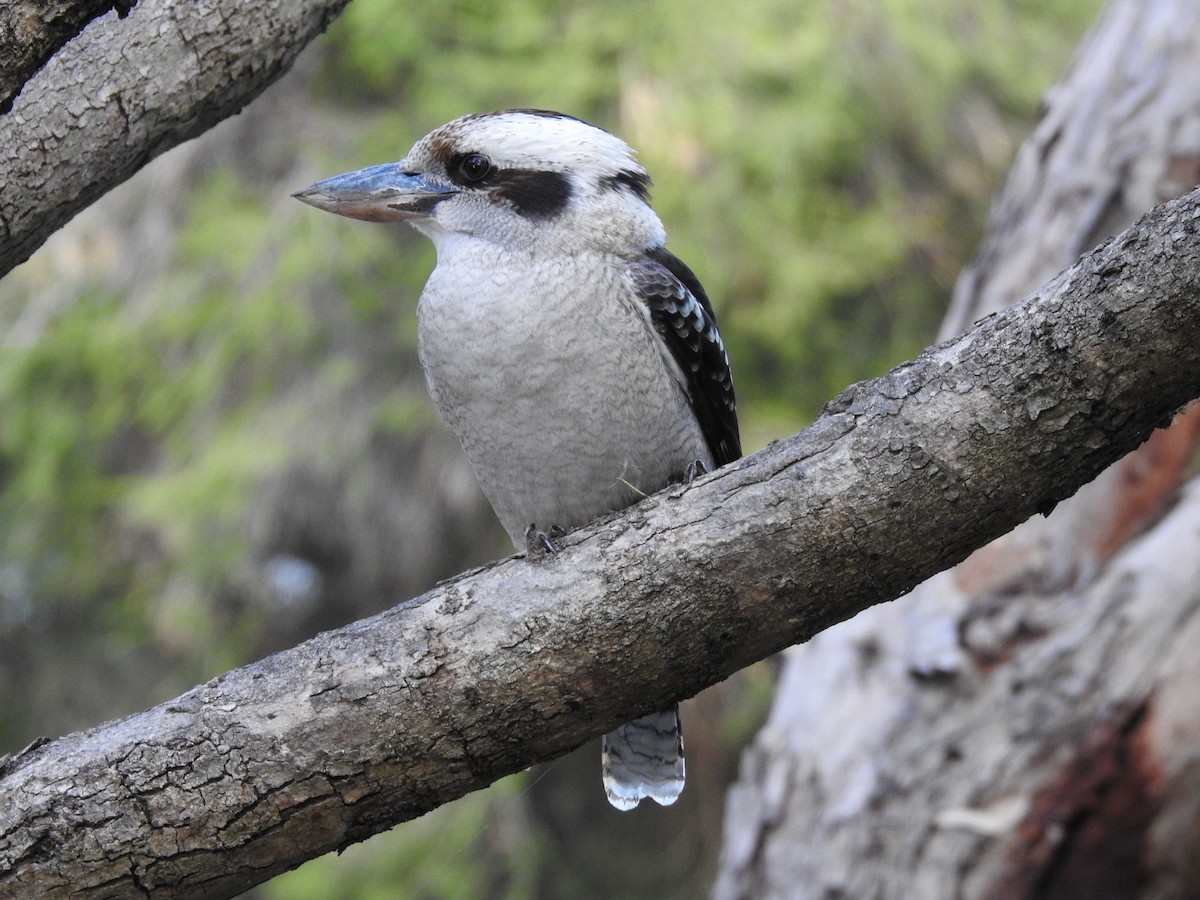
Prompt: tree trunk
<box><xmin>714</xmin><ymin>1</ymin><xmax>1200</xmax><ymax>897</ymax></box>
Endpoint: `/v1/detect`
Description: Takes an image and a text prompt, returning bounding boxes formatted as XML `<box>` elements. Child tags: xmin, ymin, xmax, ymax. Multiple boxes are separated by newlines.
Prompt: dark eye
<box><xmin>457</xmin><ymin>153</ymin><xmax>492</xmax><ymax>183</ymax></box>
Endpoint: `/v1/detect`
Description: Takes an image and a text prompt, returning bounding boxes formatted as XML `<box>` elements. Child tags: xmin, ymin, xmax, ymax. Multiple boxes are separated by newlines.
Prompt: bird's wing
<box><xmin>626</xmin><ymin>248</ymin><xmax>741</xmax><ymax>466</ymax></box>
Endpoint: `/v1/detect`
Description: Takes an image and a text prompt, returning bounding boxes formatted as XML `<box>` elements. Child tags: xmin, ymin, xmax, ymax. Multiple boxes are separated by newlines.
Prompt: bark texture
<box><xmin>0</xmin><ymin>0</ymin><xmax>349</xmax><ymax>279</ymax></box>
<box><xmin>4</xmin><ymin>185</ymin><xmax>1200</xmax><ymax>897</ymax></box>
<box><xmin>0</xmin><ymin>0</ymin><xmax>135</xmax><ymax>115</ymax></box>
<box><xmin>715</xmin><ymin>2</ymin><xmax>1200</xmax><ymax>898</ymax></box>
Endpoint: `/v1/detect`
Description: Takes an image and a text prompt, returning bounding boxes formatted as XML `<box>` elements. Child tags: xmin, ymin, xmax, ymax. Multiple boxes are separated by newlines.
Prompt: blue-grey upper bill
<box><xmin>291</xmin><ymin>165</ymin><xmax>457</xmax><ymax>222</ymax></box>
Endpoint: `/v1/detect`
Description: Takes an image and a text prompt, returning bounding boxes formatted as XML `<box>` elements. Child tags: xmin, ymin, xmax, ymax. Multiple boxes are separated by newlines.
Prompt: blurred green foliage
<box><xmin>0</xmin><ymin>0</ymin><xmax>1102</xmax><ymax>896</ymax></box>
<box><xmin>265</xmin><ymin>775</ymin><xmax>541</xmax><ymax>900</ymax></box>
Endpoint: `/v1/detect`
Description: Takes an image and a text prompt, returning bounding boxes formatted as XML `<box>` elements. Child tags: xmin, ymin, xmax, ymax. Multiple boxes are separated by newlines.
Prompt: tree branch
<box><xmin>3</xmin><ymin>188</ymin><xmax>1200</xmax><ymax>897</ymax></box>
<box><xmin>0</xmin><ymin>0</ymin><xmax>136</xmax><ymax>115</ymax></box>
<box><xmin>0</xmin><ymin>0</ymin><xmax>349</xmax><ymax>279</ymax></box>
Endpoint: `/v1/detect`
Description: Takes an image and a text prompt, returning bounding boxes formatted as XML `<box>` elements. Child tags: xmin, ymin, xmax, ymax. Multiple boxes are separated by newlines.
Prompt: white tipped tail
<box><xmin>601</xmin><ymin>705</ymin><xmax>685</xmax><ymax>810</ymax></box>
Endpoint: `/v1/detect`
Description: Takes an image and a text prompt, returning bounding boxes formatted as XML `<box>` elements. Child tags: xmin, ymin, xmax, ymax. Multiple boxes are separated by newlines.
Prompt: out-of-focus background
<box><xmin>0</xmin><ymin>0</ymin><xmax>1103</xmax><ymax>896</ymax></box>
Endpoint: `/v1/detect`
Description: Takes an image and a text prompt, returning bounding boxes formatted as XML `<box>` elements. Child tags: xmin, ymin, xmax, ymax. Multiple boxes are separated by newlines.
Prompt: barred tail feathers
<box><xmin>601</xmin><ymin>705</ymin><xmax>685</xmax><ymax>810</ymax></box>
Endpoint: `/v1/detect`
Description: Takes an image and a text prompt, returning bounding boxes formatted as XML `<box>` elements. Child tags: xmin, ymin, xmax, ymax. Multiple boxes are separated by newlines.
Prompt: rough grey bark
<box><xmin>3</xmin><ymin>186</ymin><xmax>1200</xmax><ymax>898</ymax></box>
<box><xmin>0</xmin><ymin>0</ymin><xmax>349</xmax><ymax>279</ymax></box>
<box><xmin>0</xmin><ymin>0</ymin><xmax>136</xmax><ymax>114</ymax></box>
<box><xmin>715</xmin><ymin>2</ymin><xmax>1200</xmax><ymax>898</ymax></box>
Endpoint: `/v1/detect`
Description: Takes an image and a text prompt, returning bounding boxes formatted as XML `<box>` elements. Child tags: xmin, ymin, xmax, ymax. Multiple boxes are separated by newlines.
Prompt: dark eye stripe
<box><xmin>600</xmin><ymin>169</ymin><xmax>650</xmax><ymax>202</ymax></box>
<box><xmin>490</xmin><ymin>169</ymin><xmax>572</xmax><ymax>219</ymax></box>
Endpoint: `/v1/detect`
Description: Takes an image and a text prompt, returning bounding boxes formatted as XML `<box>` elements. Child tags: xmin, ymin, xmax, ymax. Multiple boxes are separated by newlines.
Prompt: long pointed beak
<box><xmin>291</xmin><ymin>164</ymin><xmax>457</xmax><ymax>222</ymax></box>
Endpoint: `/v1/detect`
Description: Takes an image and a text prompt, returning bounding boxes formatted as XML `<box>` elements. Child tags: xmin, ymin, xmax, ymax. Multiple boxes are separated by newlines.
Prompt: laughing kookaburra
<box><xmin>293</xmin><ymin>109</ymin><xmax>740</xmax><ymax>810</ymax></box>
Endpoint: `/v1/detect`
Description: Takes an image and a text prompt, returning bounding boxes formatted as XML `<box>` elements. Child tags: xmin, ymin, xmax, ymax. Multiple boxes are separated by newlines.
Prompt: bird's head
<box><xmin>293</xmin><ymin>109</ymin><xmax>666</xmax><ymax>255</ymax></box>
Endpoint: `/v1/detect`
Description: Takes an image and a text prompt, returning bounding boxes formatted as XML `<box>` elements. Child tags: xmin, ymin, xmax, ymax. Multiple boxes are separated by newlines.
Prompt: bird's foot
<box><xmin>668</xmin><ymin>460</ymin><xmax>711</xmax><ymax>500</ymax></box>
<box><xmin>525</xmin><ymin>523</ymin><xmax>566</xmax><ymax>558</ymax></box>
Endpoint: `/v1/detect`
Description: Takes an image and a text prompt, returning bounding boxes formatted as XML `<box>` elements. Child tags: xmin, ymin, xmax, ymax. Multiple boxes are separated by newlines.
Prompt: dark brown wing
<box><xmin>627</xmin><ymin>247</ymin><xmax>741</xmax><ymax>466</ymax></box>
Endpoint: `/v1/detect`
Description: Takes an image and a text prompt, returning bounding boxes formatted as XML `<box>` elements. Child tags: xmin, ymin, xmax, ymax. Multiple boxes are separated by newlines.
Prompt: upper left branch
<box><xmin>0</xmin><ymin>0</ymin><xmax>351</xmax><ymax>280</ymax></box>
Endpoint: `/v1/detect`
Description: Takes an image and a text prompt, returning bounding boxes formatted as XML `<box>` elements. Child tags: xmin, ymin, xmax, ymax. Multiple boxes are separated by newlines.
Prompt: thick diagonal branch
<box><xmin>2</xmin><ymin>189</ymin><xmax>1200</xmax><ymax>898</ymax></box>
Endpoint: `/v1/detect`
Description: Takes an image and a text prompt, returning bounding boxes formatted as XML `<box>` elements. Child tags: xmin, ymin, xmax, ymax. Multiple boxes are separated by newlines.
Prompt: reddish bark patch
<box><xmin>1092</xmin><ymin>402</ymin><xmax>1200</xmax><ymax>564</ymax></box>
<box><xmin>1159</xmin><ymin>153</ymin><xmax>1200</xmax><ymax>203</ymax></box>
<box><xmin>999</xmin><ymin>700</ymin><xmax>1164</xmax><ymax>899</ymax></box>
